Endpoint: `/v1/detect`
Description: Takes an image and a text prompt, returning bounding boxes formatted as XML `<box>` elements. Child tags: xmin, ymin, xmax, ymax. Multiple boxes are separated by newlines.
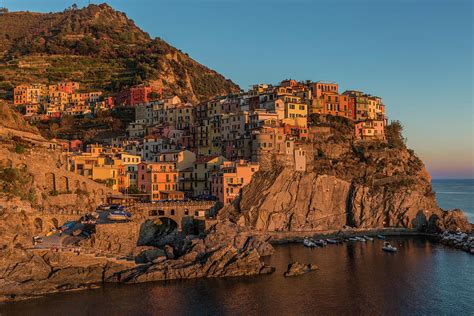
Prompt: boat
<box><xmin>355</xmin><ymin>236</ymin><xmax>366</xmax><ymax>242</ymax></box>
<box><xmin>326</xmin><ymin>238</ymin><xmax>339</xmax><ymax>244</ymax></box>
<box><xmin>382</xmin><ymin>242</ymin><xmax>397</xmax><ymax>253</ymax></box>
<box><xmin>363</xmin><ymin>235</ymin><xmax>374</xmax><ymax>241</ymax></box>
<box><xmin>348</xmin><ymin>237</ymin><xmax>358</xmax><ymax>242</ymax></box>
<box><xmin>303</xmin><ymin>237</ymin><xmax>317</xmax><ymax>248</ymax></box>
<box><xmin>314</xmin><ymin>239</ymin><xmax>327</xmax><ymax>247</ymax></box>
<box><xmin>377</xmin><ymin>234</ymin><xmax>386</xmax><ymax>240</ymax></box>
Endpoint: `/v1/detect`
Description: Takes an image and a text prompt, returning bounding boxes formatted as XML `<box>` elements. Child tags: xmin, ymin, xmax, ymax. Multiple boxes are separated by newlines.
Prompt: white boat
<box><xmin>363</xmin><ymin>235</ymin><xmax>374</xmax><ymax>241</ymax></box>
<box><xmin>382</xmin><ymin>242</ymin><xmax>397</xmax><ymax>253</ymax></box>
<box><xmin>315</xmin><ymin>239</ymin><xmax>327</xmax><ymax>247</ymax></box>
<box><xmin>348</xmin><ymin>237</ymin><xmax>358</xmax><ymax>241</ymax></box>
<box><xmin>355</xmin><ymin>236</ymin><xmax>366</xmax><ymax>242</ymax></box>
<box><xmin>326</xmin><ymin>238</ymin><xmax>339</xmax><ymax>244</ymax></box>
<box><xmin>303</xmin><ymin>237</ymin><xmax>317</xmax><ymax>248</ymax></box>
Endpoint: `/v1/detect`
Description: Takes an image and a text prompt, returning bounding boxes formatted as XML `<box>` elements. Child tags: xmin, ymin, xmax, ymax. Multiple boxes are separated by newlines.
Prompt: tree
<box><xmin>386</xmin><ymin>120</ymin><xmax>406</xmax><ymax>148</ymax></box>
<box><xmin>148</xmin><ymin>91</ymin><xmax>161</xmax><ymax>100</ymax></box>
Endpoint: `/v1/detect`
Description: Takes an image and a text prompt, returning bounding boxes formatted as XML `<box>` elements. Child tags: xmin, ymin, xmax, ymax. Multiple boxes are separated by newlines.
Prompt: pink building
<box><xmin>354</xmin><ymin>120</ymin><xmax>385</xmax><ymax>140</ymax></box>
<box><xmin>210</xmin><ymin>160</ymin><xmax>259</xmax><ymax>205</ymax></box>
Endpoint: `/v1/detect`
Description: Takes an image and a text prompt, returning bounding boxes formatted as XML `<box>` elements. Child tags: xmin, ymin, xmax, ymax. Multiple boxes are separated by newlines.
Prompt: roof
<box><xmin>195</xmin><ymin>155</ymin><xmax>219</xmax><ymax>163</ymax></box>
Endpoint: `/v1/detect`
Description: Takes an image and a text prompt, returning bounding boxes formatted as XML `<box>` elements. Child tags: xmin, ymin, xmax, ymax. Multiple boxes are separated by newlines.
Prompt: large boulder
<box><xmin>283</xmin><ymin>262</ymin><xmax>318</xmax><ymax>277</ymax></box>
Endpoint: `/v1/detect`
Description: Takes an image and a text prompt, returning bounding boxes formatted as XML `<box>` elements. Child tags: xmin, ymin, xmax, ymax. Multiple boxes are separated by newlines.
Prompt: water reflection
<box><xmin>2</xmin><ymin>237</ymin><xmax>473</xmax><ymax>315</ymax></box>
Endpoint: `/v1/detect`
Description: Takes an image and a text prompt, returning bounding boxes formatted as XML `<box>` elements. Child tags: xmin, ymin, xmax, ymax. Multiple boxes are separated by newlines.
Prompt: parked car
<box><xmin>61</xmin><ymin>221</ymin><xmax>76</xmax><ymax>231</ymax></box>
<box><xmin>107</xmin><ymin>210</ymin><xmax>132</xmax><ymax>221</ymax></box>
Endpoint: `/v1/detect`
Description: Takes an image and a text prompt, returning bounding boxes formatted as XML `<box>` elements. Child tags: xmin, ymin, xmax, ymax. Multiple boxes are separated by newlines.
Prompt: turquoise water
<box><xmin>432</xmin><ymin>179</ymin><xmax>474</xmax><ymax>223</ymax></box>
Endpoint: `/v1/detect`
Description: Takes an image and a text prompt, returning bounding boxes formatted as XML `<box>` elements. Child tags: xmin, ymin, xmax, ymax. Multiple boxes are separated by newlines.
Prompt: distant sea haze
<box><xmin>431</xmin><ymin>179</ymin><xmax>474</xmax><ymax>223</ymax></box>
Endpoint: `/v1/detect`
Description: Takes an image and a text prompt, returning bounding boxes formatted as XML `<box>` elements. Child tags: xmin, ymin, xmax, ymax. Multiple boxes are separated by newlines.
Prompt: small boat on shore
<box><xmin>315</xmin><ymin>239</ymin><xmax>327</xmax><ymax>247</ymax></box>
<box><xmin>382</xmin><ymin>242</ymin><xmax>397</xmax><ymax>253</ymax></box>
<box><xmin>326</xmin><ymin>238</ymin><xmax>339</xmax><ymax>244</ymax></box>
<box><xmin>355</xmin><ymin>236</ymin><xmax>366</xmax><ymax>242</ymax></box>
<box><xmin>377</xmin><ymin>235</ymin><xmax>386</xmax><ymax>240</ymax></box>
<box><xmin>303</xmin><ymin>237</ymin><xmax>317</xmax><ymax>248</ymax></box>
<box><xmin>363</xmin><ymin>235</ymin><xmax>374</xmax><ymax>241</ymax></box>
<box><xmin>348</xmin><ymin>237</ymin><xmax>358</xmax><ymax>242</ymax></box>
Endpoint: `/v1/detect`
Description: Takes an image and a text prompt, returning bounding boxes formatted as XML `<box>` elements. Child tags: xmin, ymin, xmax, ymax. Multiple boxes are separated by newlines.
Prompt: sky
<box><xmin>5</xmin><ymin>0</ymin><xmax>474</xmax><ymax>178</ymax></box>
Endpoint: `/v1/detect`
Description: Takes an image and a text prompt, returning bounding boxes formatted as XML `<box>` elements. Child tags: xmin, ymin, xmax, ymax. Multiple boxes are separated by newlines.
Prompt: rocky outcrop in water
<box><xmin>0</xmin><ymin>220</ymin><xmax>274</xmax><ymax>302</ymax></box>
<box><xmin>439</xmin><ymin>231</ymin><xmax>474</xmax><ymax>254</ymax></box>
<box><xmin>109</xmin><ymin>220</ymin><xmax>274</xmax><ymax>283</ymax></box>
<box><xmin>283</xmin><ymin>262</ymin><xmax>318</xmax><ymax>277</ymax></box>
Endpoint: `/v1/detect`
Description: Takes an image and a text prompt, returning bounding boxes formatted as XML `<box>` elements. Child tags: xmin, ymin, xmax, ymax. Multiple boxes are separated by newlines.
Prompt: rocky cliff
<box><xmin>0</xmin><ymin>219</ymin><xmax>274</xmax><ymax>302</ymax></box>
<box><xmin>221</xmin><ymin>120</ymin><xmax>471</xmax><ymax>233</ymax></box>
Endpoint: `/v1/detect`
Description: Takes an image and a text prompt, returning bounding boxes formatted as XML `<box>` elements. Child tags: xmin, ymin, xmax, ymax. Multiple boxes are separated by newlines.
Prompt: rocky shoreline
<box><xmin>438</xmin><ymin>231</ymin><xmax>474</xmax><ymax>255</ymax></box>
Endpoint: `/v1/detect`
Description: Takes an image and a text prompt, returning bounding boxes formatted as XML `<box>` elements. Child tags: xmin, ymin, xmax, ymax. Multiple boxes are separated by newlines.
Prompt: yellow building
<box><xmin>283</xmin><ymin>95</ymin><xmax>307</xmax><ymax>119</ymax></box>
<box><xmin>92</xmin><ymin>165</ymin><xmax>119</xmax><ymax>191</ymax></box>
<box><xmin>13</xmin><ymin>84</ymin><xmax>47</xmax><ymax>105</ymax></box>
<box><xmin>69</xmin><ymin>154</ymin><xmax>108</xmax><ymax>178</ymax></box>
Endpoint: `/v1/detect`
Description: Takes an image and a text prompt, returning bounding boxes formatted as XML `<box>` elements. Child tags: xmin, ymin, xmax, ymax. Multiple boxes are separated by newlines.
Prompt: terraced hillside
<box><xmin>0</xmin><ymin>4</ymin><xmax>239</xmax><ymax>101</ymax></box>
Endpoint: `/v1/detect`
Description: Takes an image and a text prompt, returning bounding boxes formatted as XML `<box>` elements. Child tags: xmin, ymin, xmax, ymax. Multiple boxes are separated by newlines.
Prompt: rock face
<box><xmin>109</xmin><ymin>220</ymin><xmax>275</xmax><ymax>283</ymax></box>
<box><xmin>0</xmin><ymin>220</ymin><xmax>274</xmax><ymax>301</ymax></box>
<box><xmin>0</xmin><ymin>249</ymin><xmax>135</xmax><ymax>301</ymax></box>
<box><xmin>283</xmin><ymin>262</ymin><xmax>318</xmax><ymax>277</ymax></box>
<box><xmin>222</xmin><ymin>144</ymin><xmax>471</xmax><ymax>233</ymax></box>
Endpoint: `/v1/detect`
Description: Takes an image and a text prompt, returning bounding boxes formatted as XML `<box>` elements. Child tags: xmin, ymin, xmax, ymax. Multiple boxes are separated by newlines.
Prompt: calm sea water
<box><xmin>2</xmin><ymin>237</ymin><xmax>473</xmax><ymax>315</ymax></box>
<box><xmin>432</xmin><ymin>179</ymin><xmax>474</xmax><ymax>223</ymax></box>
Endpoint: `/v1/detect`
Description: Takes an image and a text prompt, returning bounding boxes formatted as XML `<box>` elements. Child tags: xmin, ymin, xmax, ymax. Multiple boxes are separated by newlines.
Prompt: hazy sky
<box><xmin>5</xmin><ymin>0</ymin><xmax>474</xmax><ymax>178</ymax></box>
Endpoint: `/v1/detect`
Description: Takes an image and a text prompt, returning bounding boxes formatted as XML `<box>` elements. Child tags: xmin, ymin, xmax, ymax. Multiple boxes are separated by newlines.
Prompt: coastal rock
<box><xmin>109</xmin><ymin>220</ymin><xmax>275</xmax><ymax>283</ymax></box>
<box><xmin>221</xmin><ymin>145</ymin><xmax>471</xmax><ymax>233</ymax></box>
<box><xmin>283</xmin><ymin>262</ymin><xmax>318</xmax><ymax>277</ymax></box>
<box><xmin>429</xmin><ymin>209</ymin><xmax>472</xmax><ymax>233</ymax></box>
<box><xmin>135</xmin><ymin>248</ymin><xmax>166</xmax><ymax>264</ymax></box>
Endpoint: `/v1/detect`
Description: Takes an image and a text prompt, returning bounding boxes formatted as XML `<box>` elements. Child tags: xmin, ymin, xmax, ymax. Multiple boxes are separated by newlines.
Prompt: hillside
<box><xmin>0</xmin><ymin>3</ymin><xmax>239</xmax><ymax>101</ymax></box>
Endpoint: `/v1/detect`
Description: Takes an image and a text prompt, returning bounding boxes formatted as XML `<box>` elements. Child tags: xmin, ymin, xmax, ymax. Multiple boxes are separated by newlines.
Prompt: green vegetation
<box><xmin>385</xmin><ymin>121</ymin><xmax>406</xmax><ymax>149</ymax></box>
<box><xmin>36</xmin><ymin>108</ymin><xmax>132</xmax><ymax>142</ymax></box>
<box><xmin>0</xmin><ymin>4</ymin><xmax>239</xmax><ymax>101</ymax></box>
<box><xmin>0</xmin><ymin>166</ymin><xmax>36</xmax><ymax>203</ymax></box>
<box><xmin>14</xmin><ymin>143</ymin><xmax>25</xmax><ymax>154</ymax></box>
<box><xmin>94</xmin><ymin>178</ymin><xmax>115</xmax><ymax>188</ymax></box>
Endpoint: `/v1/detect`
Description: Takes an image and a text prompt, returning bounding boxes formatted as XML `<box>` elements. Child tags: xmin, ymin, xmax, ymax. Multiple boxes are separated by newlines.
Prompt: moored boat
<box><xmin>355</xmin><ymin>236</ymin><xmax>366</xmax><ymax>242</ymax></box>
<box><xmin>326</xmin><ymin>238</ymin><xmax>339</xmax><ymax>244</ymax></box>
<box><xmin>363</xmin><ymin>235</ymin><xmax>374</xmax><ymax>241</ymax></box>
<box><xmin>382</xmin><ymin>242</ymin><xmax>397</xmax><ymax>253</ymax></box>
<box><xmin>303</xmin><ymin>237</ymin><xmax>317</xmax><ymax>248</ymax></box>
<box><xmin>377</xmin><ymin>234</ymin><xmax>386</xmax><ymax>240</ymax></box>
<box><xmin>315</xmin><ymin>239</ymin><xmax>327</xmax><ymax>247</ymax></box>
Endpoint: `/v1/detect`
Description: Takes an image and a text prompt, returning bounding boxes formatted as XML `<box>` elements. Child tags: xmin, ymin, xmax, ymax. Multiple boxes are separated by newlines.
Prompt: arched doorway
<box><xmin>51</xmin><ymin>218</ymin><xmax>59</xmax><ymax>229</ymax></box>
<box><xmin>34</xmin><ymin>218</ymin><xmax>43</xmax><ymax>233</ymax></box>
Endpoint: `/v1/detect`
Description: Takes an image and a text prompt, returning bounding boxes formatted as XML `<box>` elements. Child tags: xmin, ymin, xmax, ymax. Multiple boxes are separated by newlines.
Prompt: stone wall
<box><xmin>83</xmin><ymin>222</ymin><xmax>141</xmax><ymax>256</ymax></box>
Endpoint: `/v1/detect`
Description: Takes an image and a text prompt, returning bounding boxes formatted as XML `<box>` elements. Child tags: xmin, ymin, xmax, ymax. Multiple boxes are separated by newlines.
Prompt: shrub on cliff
<box><xmin>386</xmin><ymin>121</ymin><xmax>406</xmax><ymax>149</ymax></box>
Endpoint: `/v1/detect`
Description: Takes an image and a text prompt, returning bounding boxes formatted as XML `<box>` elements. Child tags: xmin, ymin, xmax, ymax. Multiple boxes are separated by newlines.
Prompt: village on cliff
<box><xmin>12</xmin><ymin>79</ymin><xmax>387</xmax><ymax>212</ymax></box>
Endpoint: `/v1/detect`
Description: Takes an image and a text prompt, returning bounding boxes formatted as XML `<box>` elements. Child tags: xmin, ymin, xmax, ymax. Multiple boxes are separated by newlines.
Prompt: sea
<box><xmin>1</xmin><ymin>179</ymin><xmax>473</xmax><ymax>315</ymax></box>
<box><xmin>431</xmin><ymin>179</ymin><xmax>474</xmax><ymax>223</ymax></box>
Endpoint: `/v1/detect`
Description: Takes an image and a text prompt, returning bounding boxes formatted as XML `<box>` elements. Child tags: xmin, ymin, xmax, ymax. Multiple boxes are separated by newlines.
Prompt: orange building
<box><xmin>210</xmin><ymin>160</ymin><xmax>259</xmax><ymax>205</ymax></box>
<box><xmin>13</xmin><ymin>84</ymin><xmax>47</xmax><ymax>105</ymax></box>
<box><xmin>309</xmin><ymin>81</ymin><xmax>339</xmax><ymax>98</ymax></box>
<box><xmin>137</xmin><ymin>162</ymin><xmax>180</xmax><ymax>201</ymax></box>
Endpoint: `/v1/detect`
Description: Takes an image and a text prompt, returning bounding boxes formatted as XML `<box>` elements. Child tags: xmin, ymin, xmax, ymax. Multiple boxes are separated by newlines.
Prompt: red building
<box><xmin>116</xmin><ymin>85</ymin><xmax>162</xmax><ymax>106</ymax></box>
